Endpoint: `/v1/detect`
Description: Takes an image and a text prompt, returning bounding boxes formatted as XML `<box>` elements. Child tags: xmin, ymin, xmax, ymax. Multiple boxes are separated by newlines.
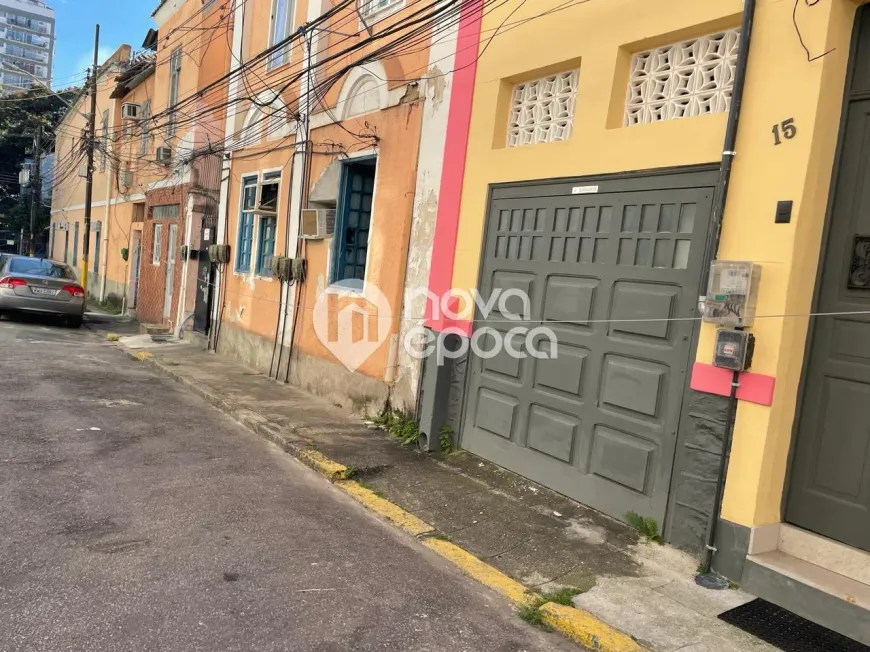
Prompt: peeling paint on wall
<box><xmin>427</xmin><ymin>64</ymin><xmax>447</xmax><ymax>106</ymax></box>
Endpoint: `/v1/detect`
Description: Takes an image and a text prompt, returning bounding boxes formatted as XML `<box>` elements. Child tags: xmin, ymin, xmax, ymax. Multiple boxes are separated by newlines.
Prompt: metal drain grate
<box><xmin>718</xmin><ymin>598</ymin><xmax>869</xmax><ymax>652</ymax></box>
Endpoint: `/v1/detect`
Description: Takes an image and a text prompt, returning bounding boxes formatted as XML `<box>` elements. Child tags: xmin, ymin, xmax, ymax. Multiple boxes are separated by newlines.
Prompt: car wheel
<box><xmin>66</xmin><ymin>316</ymin><xmax>83</xmax><ymax>329</ymax></box>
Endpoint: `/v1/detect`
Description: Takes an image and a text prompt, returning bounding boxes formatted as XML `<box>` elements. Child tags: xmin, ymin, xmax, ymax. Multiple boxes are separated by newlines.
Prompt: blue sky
<box><xmin>50</xmin><ymin>0</ymin><xmax>154</xmax><ymax>89</ymax></box>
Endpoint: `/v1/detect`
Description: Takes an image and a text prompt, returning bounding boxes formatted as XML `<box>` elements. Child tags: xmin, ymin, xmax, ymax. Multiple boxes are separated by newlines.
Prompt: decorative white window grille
<box><xmin>359</xmin><ymin>0</ymin><xmax>402</xmax><ymax>18</ymax></box>
<box><xmin>624</xmin><ymin>29</ymin><xmax>740</xmax><ymax>127</ymax></box>
<box><xmin>507</xmin><ymin>70</ymin><xmax>579</xmax><ymax>148</ymax></box>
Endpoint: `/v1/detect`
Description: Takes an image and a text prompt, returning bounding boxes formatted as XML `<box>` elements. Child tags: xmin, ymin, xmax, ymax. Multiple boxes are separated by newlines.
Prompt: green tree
<box><xmin>0</xmin><ymin>87</ymin><xmax>80</xmax><ymax>249</ymax></box>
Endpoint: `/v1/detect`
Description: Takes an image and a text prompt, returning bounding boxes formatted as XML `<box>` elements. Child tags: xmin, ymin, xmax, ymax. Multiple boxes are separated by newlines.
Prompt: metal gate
<box><xmin>191</xmin><ymin>153</ymin><xmax>221</xmax><ymax>335</ymax></box>
<box><xmin>461</xmin><ymin>170</ymin><xmax>715</xmax><ymax>523</ymax></box>
<box><xmin>193</xmin><ymin>223</ymin><xmax>214</xmax><ymax>334</ymax></box>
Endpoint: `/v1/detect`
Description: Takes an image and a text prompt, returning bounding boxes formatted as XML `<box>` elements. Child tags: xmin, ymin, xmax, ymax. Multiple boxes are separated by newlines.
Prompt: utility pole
<box><xmin>28</xmin><ymin>125</ymin><xmax>41</xmax><ymax>256</ymax></box>
<box><xmin>81</xmin><ymin>24</ymin><xmax>99</xmax><ymax>294</ymax></box>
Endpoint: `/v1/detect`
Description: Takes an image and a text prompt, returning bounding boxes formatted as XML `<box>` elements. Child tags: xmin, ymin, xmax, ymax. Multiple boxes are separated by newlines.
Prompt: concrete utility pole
<box><xmin>81</xmin><ymin>24</ymin><xmax>99</xmax><ymax>294</ymax></box>
<box><xmin>28</xmin><ymin>125</ymin><xmax>41</xmax><ymax>256</ymax></box>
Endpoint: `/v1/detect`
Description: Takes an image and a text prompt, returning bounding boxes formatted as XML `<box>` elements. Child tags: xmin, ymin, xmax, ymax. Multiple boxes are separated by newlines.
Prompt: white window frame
<box><xmin>325</xmin><ymin>148</ymin><xmax>379</xmax><ymax>298</ymax></box>
<box><xmin>254</xmin><ymin>169</ymin><xmax>282</xmax><ymax>278</ymax></box>
<box><xmin>235</xmin><ymin>174</ymin><xmax>259</xmax><ymax>273</ymax></box>
<box><xmin>358</xmin><ymin>0</ymin><xmax>404</xmax><ymax>24</ymax></box>
<box><xmin>167</xmin><ymin>46</ymin><xmax>182</xmax><ymax>137</ymax></box>
<box><xmin>267</xmin><ymin>0</ymin><xmax>296</xmax><ymax>70</ymax></box>
<box><xmin>152</xmin><ymin>223</ymin><xmax>163</xmax><ymax>265</ymax></box>
<box><xmin>240</xmin><ymin>104</ymin><xmax>265</xmax><ymax>146</ymax></box>
<box><xmin>140</xmin><ymin>100</ymin><xmax>151</xmax><ymax>156</ymax></box>
<box><xmin>100</xmin><ymin>109</ymin><xmax>109</xmax><ymax>171</ymax></box>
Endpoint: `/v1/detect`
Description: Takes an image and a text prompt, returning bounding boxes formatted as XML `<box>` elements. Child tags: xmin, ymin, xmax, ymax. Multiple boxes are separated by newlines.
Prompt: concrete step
<box><xmin>142</xmin><ymin>323</ymin><xmax>171</xmax><ymax>336</ymax></box>
<box><xmin>778</xmin><ymin>524</ymin><xmax>870</xmax><ymax>586</ymax></box>
<box><xmin>744</xmin><ymin>550</ymin><xmax>870</xmax><ymax>645</ymax></box>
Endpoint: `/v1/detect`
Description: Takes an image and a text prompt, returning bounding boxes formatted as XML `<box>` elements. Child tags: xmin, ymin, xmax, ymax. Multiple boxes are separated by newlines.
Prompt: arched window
<box><xmin>240</xmin><ymin>92</ymin><xmax>291</xmax><ymax>145</ymax></box>
<box><xmin>337</xmin><ymin>63</ymin><xmax>388</xmax><ymax>121</ymax></box>
<box><xmin>240</xmin><ymin>103</ymin><xmax>265</xmax><ymax>145</ymax></box>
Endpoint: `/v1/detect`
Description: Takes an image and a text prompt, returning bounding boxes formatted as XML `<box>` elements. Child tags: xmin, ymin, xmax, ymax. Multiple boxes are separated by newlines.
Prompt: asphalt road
<box><xmin>0</xmin><ymin>316</ymin><xmax>573</xmax><ymax>652</ymax></box>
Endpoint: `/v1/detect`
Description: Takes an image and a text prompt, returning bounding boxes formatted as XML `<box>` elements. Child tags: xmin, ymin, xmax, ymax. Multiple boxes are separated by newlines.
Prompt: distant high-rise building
<box><xmin>0</xmin><ymin>0</ymin><xmax>54</xmax><ymax>94</ymax></box>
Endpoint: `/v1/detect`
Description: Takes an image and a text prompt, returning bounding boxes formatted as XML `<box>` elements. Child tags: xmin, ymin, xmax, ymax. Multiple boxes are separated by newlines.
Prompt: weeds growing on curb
<box><xmin>343</xmin><ymin>465</ymin><xmax>358</xmax><ymax>479</ymax></box>
<box><xmin>625</xmin><ymin>510</ymin><xmax>663</xmax><ymax>544</ymax></box>
<box><xmin>374</xmin><ymin>410</ymin><xmax>421</xmax><ymax>447</ymax></box>
<box><xmin>517</xmin><ymin>587</ymin><xmax>585</xmax><ymax>630</ymax></box>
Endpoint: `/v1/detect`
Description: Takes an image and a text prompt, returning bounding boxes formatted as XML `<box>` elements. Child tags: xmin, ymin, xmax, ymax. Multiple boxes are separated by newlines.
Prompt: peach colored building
<box><xmin>209</xmin><ymin>0</ymin><xmax>462</xmax><ymax>414</ymax></box>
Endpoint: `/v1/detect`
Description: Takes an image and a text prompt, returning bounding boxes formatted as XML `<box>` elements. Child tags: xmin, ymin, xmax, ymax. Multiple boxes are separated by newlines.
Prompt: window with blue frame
<box><xmin>268</xmin><ymin>0</ymin><xmax>296</xmax><ymax>68</ymax></box>
<box><xmin>257</xmin><ymin>216</ymin><xmax>277</xmax><ymax>276</ymax></box>
<box><xmin>332</xmin><ymin>160</ymin><xmax>375</xmax><ymax>283</ymax></box>
<box><xmin>236</xmin><ymin>177</ymin><xmax>257</xmax><ymax>272</ymax></box>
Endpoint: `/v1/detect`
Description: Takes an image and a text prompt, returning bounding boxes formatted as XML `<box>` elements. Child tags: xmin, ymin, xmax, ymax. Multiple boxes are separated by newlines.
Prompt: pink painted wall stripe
<box><xmin>424</xmin><ymin>0</ymin><xmax>485</xmax><ymax>329</ymax></box>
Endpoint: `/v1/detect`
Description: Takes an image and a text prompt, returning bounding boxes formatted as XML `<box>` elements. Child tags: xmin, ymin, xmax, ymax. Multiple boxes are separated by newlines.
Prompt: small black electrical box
<box><xmin>713</xmin><ymin>329</ymin><xmax>756</xmax><ymax>371</ymax></box>
<box><xmin>775</xmin><ymin>200</ymin><xmax>793</xmax><ymax>224</ymax></box>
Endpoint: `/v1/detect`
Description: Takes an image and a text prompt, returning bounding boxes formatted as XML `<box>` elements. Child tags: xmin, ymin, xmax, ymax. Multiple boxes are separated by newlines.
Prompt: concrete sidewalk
<box><xmin>104</xmin><ymin>328</ymin><xmax>775</xmax><ymax>652</ymax></box>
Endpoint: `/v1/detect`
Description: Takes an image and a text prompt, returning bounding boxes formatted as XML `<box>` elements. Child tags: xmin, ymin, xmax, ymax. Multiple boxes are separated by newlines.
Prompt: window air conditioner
<box><xmin>156</xmin><ymin>146</ymin><xmax>172</xmax><ymax>163</ymax></box>
<box><xmin>300</xmin><ymin>208</ymin><xmax>335</xmax><ymax>240</ymax></box>
<box><xmin>121</xmin><ymin>103</ymin><xmax>141</xmax><ymax>120</ymax></box>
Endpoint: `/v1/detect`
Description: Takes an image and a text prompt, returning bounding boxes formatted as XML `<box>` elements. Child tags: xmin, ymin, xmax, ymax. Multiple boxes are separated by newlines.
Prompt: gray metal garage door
<box><xmin>461</xmin><ymin>170</ymin><xmax>715</xmax><ymax>524</ymax></box>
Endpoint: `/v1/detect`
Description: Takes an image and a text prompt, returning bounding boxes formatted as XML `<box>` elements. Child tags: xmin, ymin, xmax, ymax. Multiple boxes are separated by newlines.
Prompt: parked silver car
<box><xmin>0</xmin><ymin>256</ymin><xmax>85</xmax><ymax>328</ymax></box>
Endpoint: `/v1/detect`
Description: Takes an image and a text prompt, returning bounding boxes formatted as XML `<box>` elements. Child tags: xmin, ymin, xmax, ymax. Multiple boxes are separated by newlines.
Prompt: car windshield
<box><xmin>7</xmin><ymin>258</ymin><xmax>76</xmax><ymax>280</ymax></box>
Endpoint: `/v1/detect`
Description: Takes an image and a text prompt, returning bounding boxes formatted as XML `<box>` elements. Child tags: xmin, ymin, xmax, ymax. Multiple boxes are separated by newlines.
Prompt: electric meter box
<box><xmin>702</xmin><ymin>261</ymin><xmax>762</xmax><ymax>328</ymax></box>
<box><xmin>713</xmin><ymin>329</ymin><xmax>755</xmax><ymax>371</ymax></box>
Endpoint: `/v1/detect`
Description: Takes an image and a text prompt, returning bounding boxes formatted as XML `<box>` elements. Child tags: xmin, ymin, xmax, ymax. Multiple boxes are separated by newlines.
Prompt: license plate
<box><xmin>31</xmin><ymin>287</ymin><xmax>56</xmax><ymax>296</ymax></box>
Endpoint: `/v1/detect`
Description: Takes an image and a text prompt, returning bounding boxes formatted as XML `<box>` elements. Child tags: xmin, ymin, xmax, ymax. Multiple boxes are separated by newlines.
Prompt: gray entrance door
<box><xmin>786</xmin><ymin>11</ymin><xmax>870</xmax><ymax>552</ymax></box>
<box><xmin>461</xmin><ymin>170</ymin><xmax>715</xmax><ymax>523</ymax></box>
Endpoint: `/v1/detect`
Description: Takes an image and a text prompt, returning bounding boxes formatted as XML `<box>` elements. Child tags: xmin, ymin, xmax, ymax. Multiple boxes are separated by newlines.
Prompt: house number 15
<box><xmin>772</xmin><ymin>118</ymin><xmax>797</xmax><ymax>145</ymax></box>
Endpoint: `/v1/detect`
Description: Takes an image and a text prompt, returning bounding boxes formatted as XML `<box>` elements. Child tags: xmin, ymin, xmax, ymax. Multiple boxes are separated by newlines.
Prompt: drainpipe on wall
<box><xmin>701</xmin><ymin>0</ymin><xmax>757</xmax><ymax>290</ymax></box>
<box><xmin>279</xmin><ymin>15</ymin><xmax>318</xmax><ymax>383</ymax></box>
<box><xmin>210</xmin><ymin>0</ymin><xmax>246</xmax><ymax>350</ymax></box>
<box><xmin>695</xmin><ymin>0</ymin><xmax>757</xmax><ymax>590</ymax></box>
<box><xmin>99</xmin><ymin>96</ymin><xmax>118</xmax><ymax>303</ymax></box>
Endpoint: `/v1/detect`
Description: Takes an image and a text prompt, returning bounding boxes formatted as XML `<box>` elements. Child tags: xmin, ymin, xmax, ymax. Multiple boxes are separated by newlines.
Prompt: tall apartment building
<box><xmin>0</xmin><ymin>0</ymin><xmax>53</xmax><ymax>93</ymax></box>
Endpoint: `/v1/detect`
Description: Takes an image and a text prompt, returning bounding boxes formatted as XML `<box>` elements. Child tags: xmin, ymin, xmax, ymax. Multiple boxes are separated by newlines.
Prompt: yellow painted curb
<box><xmin>540</xmin><ymin>602</ymin><xmax>646</xmax><ymax>651</ymax></box>
<box><xmin>135</xmin><ymin>351</ymin><xmax>152</xmax><ymax>361</ymax></box>
<box><xmin>336</xmin><ymin>480</ymin><xmax>434</xmax><ymax>537</ymax></box>
<box><xmin>106</xmin><ymin>332</ymin><xmax>120</xmax><ymax>342</ymax></box>
<box><xmin>297</xmin><ymin>449</ymin><xmax>348</xmax><ymax>481</ymax></box>
<box><xmin>423</xmin><ymin>537</ymin><xmax>535</xmax><ymax>608</ymax></box>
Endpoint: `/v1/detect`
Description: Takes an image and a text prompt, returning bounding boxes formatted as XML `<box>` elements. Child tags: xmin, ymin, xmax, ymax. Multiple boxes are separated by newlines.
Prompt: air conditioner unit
<box><xmin>121</xmin><ymin>103</ymin><xmax>141</xmax><ymax>120</ymax></box>
<box><xmin>118</xmin><ymin>169</ymin><xmax>133</xmax><ymax>187</ymax></box>
<box><xmin>156</xmin><ymin>146</ymin><xmax>172</xmax><ymax>164</ymax></box>
<box><xmin>300</xmin><ymin>208</ymin><xmax>335</xmax><ymax>240</ymax></box>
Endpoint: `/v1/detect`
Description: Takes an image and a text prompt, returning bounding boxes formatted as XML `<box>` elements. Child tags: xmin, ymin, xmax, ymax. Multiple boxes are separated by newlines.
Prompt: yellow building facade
<box><xmin>417</xmin><ymin>0</ymin><xmax>870</xmax><ymax>642</ymax></box>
